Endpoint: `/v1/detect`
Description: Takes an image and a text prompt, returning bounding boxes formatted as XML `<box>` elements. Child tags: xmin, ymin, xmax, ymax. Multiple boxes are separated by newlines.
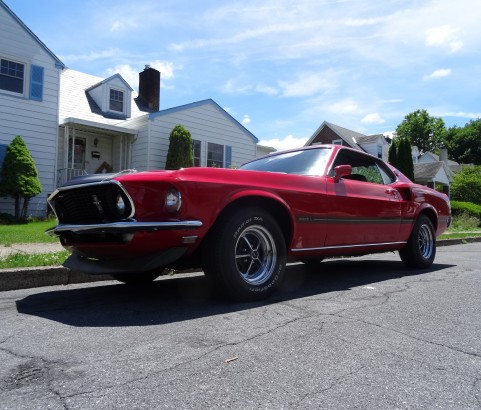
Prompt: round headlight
<box><xmin>116</xmin><ymin>194</ymin><xmax>126</xmax><ymax>215</ymax></box>
<box><xmin>165</xmin><ymin>188</ymin><xmax>181</xmax><ymax>213</ymax></box>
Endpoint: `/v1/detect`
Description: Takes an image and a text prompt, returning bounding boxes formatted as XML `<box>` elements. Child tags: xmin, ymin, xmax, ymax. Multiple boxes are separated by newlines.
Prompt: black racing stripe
<box><xmin>296</xmin><ymin>215</ymin><xmax>415</xmax><ymax>224</ymax></box>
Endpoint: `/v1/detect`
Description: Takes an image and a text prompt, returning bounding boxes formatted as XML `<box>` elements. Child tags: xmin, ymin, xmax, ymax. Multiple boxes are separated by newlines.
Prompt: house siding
<box><xmin>0</xmin><ymin>3</ymin><xmax>63</xmax><ymax>217</ymax></box>
<box><xmin>146</xmin><ymin>103</ymin><xmax>257</xmax><ymax>171</ymax></box>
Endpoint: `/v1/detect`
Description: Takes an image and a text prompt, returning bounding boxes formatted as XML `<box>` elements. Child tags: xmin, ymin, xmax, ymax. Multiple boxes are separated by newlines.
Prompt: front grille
<box><xmin>52</xmin><ymin>183</ymin><xmax>132</xmax><ymax>224</ymax></box>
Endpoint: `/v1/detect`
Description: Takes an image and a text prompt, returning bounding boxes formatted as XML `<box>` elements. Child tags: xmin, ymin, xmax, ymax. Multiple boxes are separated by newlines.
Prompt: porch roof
<box><xmin>61</xmin><ymin>117</ymin><xmax>138</xmax><ymax>136</ymax></box>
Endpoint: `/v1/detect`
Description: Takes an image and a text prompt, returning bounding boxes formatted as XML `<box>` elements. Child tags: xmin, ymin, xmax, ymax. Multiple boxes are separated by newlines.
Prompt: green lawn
<box><xmin>0</xmin><ymin>219</ymin><xmax>58</xmax><ymax>246</ymax></box>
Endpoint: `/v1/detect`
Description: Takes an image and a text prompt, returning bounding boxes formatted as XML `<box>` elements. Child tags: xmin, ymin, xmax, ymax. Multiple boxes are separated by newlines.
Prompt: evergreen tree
<box><xmin>165</xmin><ymin>125</ymin><xmax>194</xmax><ymax>170</ymax></box>
<box><xmin>397</xmin><ymin>137</ymin><xmax>415</xmax><ymax>181</ymax></box>
<box><xmin>388</xmin><ymin>138</ymin><xmax>399</xmax><ymax>167</ymax></box>
<box><xmin>0</xmin><ymin>136</ymin><xmax>42</xmax><ymax>220</ymax></box>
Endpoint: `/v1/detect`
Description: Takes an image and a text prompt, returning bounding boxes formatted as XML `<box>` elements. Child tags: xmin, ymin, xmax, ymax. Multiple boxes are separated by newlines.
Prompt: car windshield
<box><xmin>239</xmin><ymin>147</ymin><xmax>331</xmax><ymax>176</ymax></box>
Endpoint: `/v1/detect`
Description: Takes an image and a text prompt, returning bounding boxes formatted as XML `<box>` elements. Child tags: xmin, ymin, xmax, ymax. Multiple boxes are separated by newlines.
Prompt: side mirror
<box><xmin>334</xmin><ymin>165</ymin><xmax>352</xmax><ymax>182</ymax></box>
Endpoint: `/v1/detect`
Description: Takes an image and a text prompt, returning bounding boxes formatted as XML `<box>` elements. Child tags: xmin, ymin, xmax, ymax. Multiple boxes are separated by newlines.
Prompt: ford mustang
<box><xmin>47</xmin><ymin>144</ymin><xmax>451</xmax><ymax>300</ymax></box>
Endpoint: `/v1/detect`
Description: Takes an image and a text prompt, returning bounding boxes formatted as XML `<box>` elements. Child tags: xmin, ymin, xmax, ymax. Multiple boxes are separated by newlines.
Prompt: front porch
<box><xmin>57</xmin><ymin>118</ymin><xmax>137</xmax><ymax>187</ymax></box>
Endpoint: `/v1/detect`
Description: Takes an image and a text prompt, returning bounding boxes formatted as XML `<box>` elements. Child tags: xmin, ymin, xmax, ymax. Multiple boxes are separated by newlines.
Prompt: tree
<box><xmin>165</xmin><ymin>124</ymin><xmax>194</xmax><ymax>170</ymax></box>
<box><xmin>397</xmin><ymin>137</ymin><xmax>415</xmax><ymax>181</ymax></box>
<box><xmin>396</xmin><ymin>109</ymin><xmax>446</xmax><ymax>154</ymax></box>
<box><xmin>450</xmin><ymin>166</ymin><xmax>481</xmax><ymax>204</ymax></box>
<box><xmin>443</xmin><ymin>119</ymin><xmax>481</xmax><ymax>165</ymax></box>
<box><xmin>0</xmin><ymin>136</ymin><xmax>42</xmax><ymax>220</ymax></box>
<box><xmin>388</xmin><ymin>138</ymin><xmax>398</xmax><ymax>166</ymax></box>
<box><xmin>388</xmin><ymin>137</ymin><xmax>415</xmax><ymax>181</ymax></box>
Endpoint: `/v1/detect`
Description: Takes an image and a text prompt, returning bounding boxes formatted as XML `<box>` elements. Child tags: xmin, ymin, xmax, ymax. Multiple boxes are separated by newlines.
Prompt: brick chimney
<box><xmin>138</xmin><ymin>65</ymin><xmax>160</xmax><ymax>111</ymax></box>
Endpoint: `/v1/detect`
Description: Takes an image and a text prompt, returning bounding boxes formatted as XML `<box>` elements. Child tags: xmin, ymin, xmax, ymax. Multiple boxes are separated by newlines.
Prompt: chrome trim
<box><xmin>46</xmin><ymin>220</ymin><xmax>203</xmax><ymax>237</ymax></box>
<box><xmin>291</xmin><ymin>241</ymin><xmax>407</xmax><ymax>252</ymax></box>
<box><xmin>47</xmin><ymin>180</ymin><xmax>136</xmax><ymax>220</ymax></box>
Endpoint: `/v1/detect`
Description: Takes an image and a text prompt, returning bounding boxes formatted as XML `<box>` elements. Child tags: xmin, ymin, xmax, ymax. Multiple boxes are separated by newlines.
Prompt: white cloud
<box><xmin>325</xmin><ymin>98</ymin><xmax>360</xmax><ymax>115</ymax></box>
<box><xmin>242</xmin><ymin>114</ymin><xmax>251</xmax><ymax>125</ymax></box>
<box><xmin>426</xmin><ymin>25</ymin><xmax>463</xmax><ymax>52</ymax></box>
<box><xmin>423</xmin><ymin>68</ymin><xmax>452</xmax><ymax>80</ymax></box>
<box><xmin>278</xmin><ymin>73</ymin><xmax>335</xmax><ymax>97</ymax></box>
<box><xmin>60</xmin><ymin>48</ymin><xmax>122</xmax><ymax>62</ymax></box>
<box><xmin>104</xmin><ymin>60</ymin><xmax>179</xmax><ymax>91</ymax></box>
<box><xmin>361</xmin><ymin>113</ymin><xmax>385</xmax><ymax>124</ymax></box>
<box><xmin>259</xmin><ymin>135</ymin><xmax>308</xmax><ymax>151</ymax></box>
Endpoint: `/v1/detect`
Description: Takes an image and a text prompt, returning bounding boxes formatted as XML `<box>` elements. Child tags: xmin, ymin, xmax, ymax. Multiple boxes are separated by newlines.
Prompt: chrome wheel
<box><xmin>235</xmin><ymin>225</ymin><xmax>277</xmax><ymax>285</ymax></box>
<box><xmin>399</xmin><ymin>215</ymin><xmax>436</xmax><ymax>268</ymax></box>
<box><xmin>418</xmin><ymin>223</ymin><xmax>434</xmax><ymax>259</ymax></box>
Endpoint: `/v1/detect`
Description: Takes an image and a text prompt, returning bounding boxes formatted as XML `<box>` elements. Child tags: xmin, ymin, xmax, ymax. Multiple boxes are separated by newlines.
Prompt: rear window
<box><xmin>240</xmin><ymin>148</ymin><xmax>331</xmax><ymax>176</ymax></box>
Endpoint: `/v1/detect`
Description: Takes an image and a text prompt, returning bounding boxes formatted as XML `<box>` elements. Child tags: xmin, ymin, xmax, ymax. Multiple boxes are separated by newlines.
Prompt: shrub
<box><xmin>0</xmin><ymin>136</ymin><xmax>42</xmax><ymax>220</ymax></box>
<box><xmin>450</xmin><ymin>166</ymin><xmax>481</xmax><ymax>204</ymax></box>
<box><xmin>165</xmin><ymin>125</ymin><xmax>194</xmax><ymax>170</ymax></box>
<box><xmin>450</xmin><ymin>201</ymin><xmax>481</xmax><ymax>225</ymax></box>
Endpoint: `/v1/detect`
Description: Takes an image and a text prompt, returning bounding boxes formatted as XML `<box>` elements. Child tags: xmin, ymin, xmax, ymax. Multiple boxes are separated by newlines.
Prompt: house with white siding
<box><xmin>0</xmin><ymin>1</ymin><xmax>65</xmax><ymax>217</ymax></box>
<box><xmin>1</xmin><ymin>1</ymin><xmax>261</xmax><ymax>218</ymax></box>
<box><xmin>58</xmin><ymin>67</ymin><xmax>259</xmax><ymax>186</ymax></box>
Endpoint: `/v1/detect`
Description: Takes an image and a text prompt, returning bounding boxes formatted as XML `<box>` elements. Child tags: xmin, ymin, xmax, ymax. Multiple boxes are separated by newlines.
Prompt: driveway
<box><xmin>1</xmin><ymin>243</ymin><xmax>480</xmax><ymax>409</ymax></box>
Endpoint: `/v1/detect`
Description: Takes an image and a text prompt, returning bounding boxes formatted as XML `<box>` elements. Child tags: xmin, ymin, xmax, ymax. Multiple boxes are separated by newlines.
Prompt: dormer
<box><xmin>86</xmin><ymin>74</ymin><xmax>133</xmax><ymax>118</ymax></box>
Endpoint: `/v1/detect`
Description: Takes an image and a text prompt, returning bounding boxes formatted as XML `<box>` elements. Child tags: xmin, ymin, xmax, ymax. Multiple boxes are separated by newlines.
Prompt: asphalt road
<box><xmin>1</xmin><ymin>243</ymin><xmax>480</xmax><ymax>409</ymax></box>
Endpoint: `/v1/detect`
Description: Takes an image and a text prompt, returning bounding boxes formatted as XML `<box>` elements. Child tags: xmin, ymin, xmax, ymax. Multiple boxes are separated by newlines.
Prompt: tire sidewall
<box><xmin>400</xmin><ymin>215</ymin><xmax>436</xmax><ymax>268</ymax></box>
<box><xmin>211</xmin><ymin>208</ymin><xmax>286</xmax><ymax>299</ymax></box>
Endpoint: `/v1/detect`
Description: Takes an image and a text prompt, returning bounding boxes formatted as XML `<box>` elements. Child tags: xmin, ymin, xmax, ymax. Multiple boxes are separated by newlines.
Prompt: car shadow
<box><xmin>16</xmin><ymin>259</ymin><xmax>453</xmax><ymax>328</ymax></box>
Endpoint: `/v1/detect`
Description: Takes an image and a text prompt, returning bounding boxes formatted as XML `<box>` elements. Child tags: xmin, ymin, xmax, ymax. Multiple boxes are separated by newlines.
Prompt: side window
<box><xmin>330</xmin><ymin>149</ymin><xmax>395</xmax><ymax>184</ymax></box>
<box><xmin>352</xmin><ymin>164</ymin><xmax>384</xmax><ymax>184</ymax></box>
<box><xmin>193</xmin><ymin>140</ymin><xmax>201</xmax><ymax>166</ymax></box>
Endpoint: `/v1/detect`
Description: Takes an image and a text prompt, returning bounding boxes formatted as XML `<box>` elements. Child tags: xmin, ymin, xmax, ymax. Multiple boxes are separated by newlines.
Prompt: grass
<box><xmin>0</xmin><ymin>251</ymin><xmax>70</xmax><ymax>269</ymax></box>
<box><xmin>0</xmin><ymin>219</ymin><xmax>58</xmax><ymax>246</ymax></box>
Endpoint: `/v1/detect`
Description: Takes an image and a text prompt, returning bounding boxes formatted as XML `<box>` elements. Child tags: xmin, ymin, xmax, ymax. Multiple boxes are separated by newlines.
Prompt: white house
<box><xmin>57</xmin><ymin>67</ymin><xmax>259</xmax><ymax>185</ymax></box>
<box><xmin>0</xmin><ymin>1</ymin><xmax>262</xmax><ymax>219</ymax></box>
<box><xmin>0</xmin><ymin>0</ymin><xmax>65</xmax><ymax>217</ymax></box>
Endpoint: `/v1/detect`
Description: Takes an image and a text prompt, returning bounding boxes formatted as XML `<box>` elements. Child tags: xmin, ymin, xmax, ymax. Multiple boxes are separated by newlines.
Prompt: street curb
<box><xmin>1</xmin><ymin>237</ymin><xmax>480</xmax><ymax>292</ymax></box>
<box><xmin>0</xmin><ymin>266</ymin><xmax>112</xmax><ymax>292</ymax></box>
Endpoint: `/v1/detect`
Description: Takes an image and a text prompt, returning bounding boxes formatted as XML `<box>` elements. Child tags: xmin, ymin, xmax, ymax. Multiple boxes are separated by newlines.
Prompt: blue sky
<box><xmin>7</xmin><ymin>0</ymin><xmax>481</xmax><ymax>150</ymax></box>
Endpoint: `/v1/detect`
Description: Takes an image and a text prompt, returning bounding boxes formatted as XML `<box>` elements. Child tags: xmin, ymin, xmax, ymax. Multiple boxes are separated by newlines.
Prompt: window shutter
<box><xmin>29</xmin><ymin>65</ymin><xmax>44</xmax><ymax>101</ymax></box>
<box><xmin>225</xmin><ymin>145</ymin><xmax>232</xmax><ymax>168</ymax></box>
<box><xmin>0</xmin><ymin>144</ymin><xmax>7</xmax><ymax>174</ymax></box>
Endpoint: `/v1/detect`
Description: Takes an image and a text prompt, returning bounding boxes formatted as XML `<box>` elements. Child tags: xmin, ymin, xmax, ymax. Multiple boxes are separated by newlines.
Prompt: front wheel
<box><xmin>202</xmin><ymin>207</ymin><xmax>287</xmax><ymax>301</ymax></box>
<box><xmin>399</xmin><ymin>215</ymin><xmax>436</xmax><ymax>268</ymax></box>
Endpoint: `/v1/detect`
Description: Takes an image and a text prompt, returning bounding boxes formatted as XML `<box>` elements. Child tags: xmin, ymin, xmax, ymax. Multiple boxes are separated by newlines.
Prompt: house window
<box><xmin>0</xmin><ymin>58</ymin><xmax>24</xmax><ymax>94</ymax></box>
<box><xmin>377</xmin><ymin>144</ymin><xmax>383</xmax><ymax>159</ymax></box>
<box><xmin>109</xmin><ymin>89</ymin><xmax>124</xmax><ymax>112</ymax></box>
<box><xmin>333</xmin><ymin>139</ymin><xmax>343</xmax><ymax>145</ymax></box>
<box><xmin>193</xmin><ymin>140</ymin><xmax>201</xmax><ymax>166</ymax></box>
<box><xmin>207</xmin><ymin>142</ymin><xmax>224</xmax><ymax>168</ymax></box>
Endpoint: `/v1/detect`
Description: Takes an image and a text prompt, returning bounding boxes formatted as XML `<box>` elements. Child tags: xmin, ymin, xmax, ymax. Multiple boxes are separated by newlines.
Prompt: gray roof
<box><xmin>414</xmin><ymin>162</ymin><xmax>450</xmax><ymax>182</ymax></box>
<box><xmin>59</xmin><ymin>69</ymin><xmax>150</xmax><ymax>126</ymax></box>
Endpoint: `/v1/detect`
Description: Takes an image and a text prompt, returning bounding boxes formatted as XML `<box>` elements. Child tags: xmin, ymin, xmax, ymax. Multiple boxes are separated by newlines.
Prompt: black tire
<box><xmin>202</xmin><ymin>207</ymin><xmax>287</xmax><ymax>301</ymax></box>
<box><xmin>111</xmin><ymin>271</ymin><xmax>160</xmax><ymax>285</ymax></box>
<box><xmin>399</xmin><ymin>214</ymin><xmax>436</xmax><ymax>268</ymax></box>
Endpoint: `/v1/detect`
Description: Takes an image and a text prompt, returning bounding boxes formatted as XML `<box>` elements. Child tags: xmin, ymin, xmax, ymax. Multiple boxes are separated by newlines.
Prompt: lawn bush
<box><xmin>450</xmin><ymin>201</ymin><xmax>481</xmax><ymax>229</ymax></box>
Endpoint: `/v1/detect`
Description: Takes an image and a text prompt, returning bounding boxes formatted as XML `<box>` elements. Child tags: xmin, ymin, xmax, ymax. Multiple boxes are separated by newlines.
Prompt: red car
<box><xmin>47</xmin><ymin>144</ymin><xmax>451</xmax><ymax>300</ymax></box>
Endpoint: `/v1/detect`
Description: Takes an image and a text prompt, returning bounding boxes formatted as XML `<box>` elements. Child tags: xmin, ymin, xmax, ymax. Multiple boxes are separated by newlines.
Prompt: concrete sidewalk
<box><xmin>1</xmin><ymin>237</ymin><xmax>481</xmax><ymax>292</ymax></box>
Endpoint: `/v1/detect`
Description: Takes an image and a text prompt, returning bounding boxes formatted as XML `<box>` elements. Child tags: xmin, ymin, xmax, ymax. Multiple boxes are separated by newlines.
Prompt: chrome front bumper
<box><xmin>46</xmin><ymin>220</ymin><xmax>203</xmax><ymax>237</ymax></box>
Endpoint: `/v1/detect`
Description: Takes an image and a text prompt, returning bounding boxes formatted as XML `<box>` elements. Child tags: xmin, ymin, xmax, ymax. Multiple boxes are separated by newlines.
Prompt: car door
<box><xmin>324</xmin><ymin>149</ymin><xmax>402</xmax><ymax>247</ymax></box>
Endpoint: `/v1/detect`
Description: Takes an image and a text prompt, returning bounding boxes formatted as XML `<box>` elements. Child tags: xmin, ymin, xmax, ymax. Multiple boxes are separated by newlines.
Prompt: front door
<box><xmin>68</xmin><ymin>137</ymin><xmax>86</xmax><ymax>170</ymax></box>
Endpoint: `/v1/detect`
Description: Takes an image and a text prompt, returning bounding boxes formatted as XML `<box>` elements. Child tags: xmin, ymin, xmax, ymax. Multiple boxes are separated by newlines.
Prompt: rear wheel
<box><xmin>202</xmin><ymin>207</ymin><xmax>286</xmax><ymax>301</ymax></box>
<box><xmin>399</xmin><ymin>214</ymin><xmax>436</xmax><ymax>268</ymax></box>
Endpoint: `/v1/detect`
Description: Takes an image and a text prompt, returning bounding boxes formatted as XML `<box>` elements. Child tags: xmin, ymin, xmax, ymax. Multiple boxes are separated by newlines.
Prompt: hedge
<box><xmin>450</xmin><ymin>200</ymin><xmax>481</xmax><ymax>220</ymax></box>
